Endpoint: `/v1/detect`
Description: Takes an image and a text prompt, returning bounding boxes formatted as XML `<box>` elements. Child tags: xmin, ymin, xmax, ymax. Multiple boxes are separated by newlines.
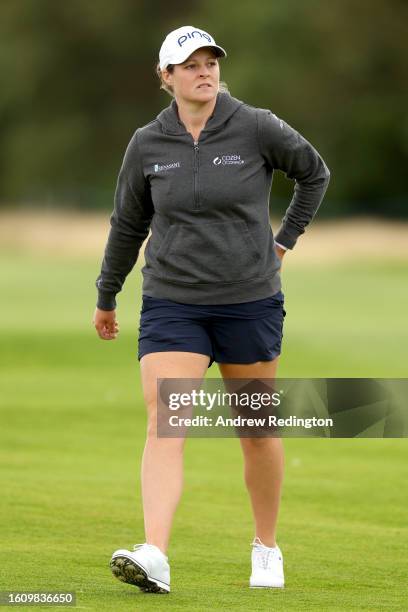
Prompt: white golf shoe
<box><xmin>249</xmin><ymin>537</ymin><xmax>285</xmax><ymax>588</ymax></box>
<box><xmin>110</xmin><ymin>543</ymin><xmax>170</xmax><ymax>593</ymax></box>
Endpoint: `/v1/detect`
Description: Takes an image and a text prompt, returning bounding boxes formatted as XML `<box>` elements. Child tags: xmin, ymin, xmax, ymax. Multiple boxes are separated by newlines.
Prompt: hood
<box><xmin>156</xmin><ymin>91</ymin><xmax>244</xmax><ymax>136</ymax></box>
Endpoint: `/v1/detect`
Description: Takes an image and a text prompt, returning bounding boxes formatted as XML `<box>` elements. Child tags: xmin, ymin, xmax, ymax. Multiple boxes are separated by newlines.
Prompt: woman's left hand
<box><xmin>275</xmin><ymin>245</ymin><xmax>286</xmax><ymax>260</ymax></box>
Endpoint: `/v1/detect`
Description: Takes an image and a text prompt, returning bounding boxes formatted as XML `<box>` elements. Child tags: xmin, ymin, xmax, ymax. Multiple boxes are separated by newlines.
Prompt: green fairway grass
<box><xmin>1</xmin><ymin>251</ymin><xmax>407</xmax><ymax>610</ymax></box>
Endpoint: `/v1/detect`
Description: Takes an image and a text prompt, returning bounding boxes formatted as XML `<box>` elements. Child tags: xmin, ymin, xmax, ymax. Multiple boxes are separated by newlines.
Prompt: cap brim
<box><xmin>161</xmin><ymin>43</ymin><xmax>227</xmax><ymax>70</ymax></box>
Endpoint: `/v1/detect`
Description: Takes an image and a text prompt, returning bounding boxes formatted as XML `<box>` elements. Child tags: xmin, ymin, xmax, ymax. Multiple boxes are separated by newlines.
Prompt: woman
<box><xmin>93</xmin><ymin>25</ymin><xmax>330</xmax><ymax>594</ymax></box>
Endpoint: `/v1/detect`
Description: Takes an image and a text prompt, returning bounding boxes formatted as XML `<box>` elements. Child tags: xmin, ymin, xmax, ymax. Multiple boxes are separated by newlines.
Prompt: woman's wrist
<box><xmin>96</xmin><ymin>290</ymin><xmax>116</xmax><ymax>311</ymax></box>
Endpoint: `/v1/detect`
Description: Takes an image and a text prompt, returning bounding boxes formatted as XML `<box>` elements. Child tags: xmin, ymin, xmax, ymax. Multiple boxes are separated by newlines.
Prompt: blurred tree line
<box><xmin>1</xmin><ymin>0</ymin><xmax>406</xmax><ymax>217</ymax></box>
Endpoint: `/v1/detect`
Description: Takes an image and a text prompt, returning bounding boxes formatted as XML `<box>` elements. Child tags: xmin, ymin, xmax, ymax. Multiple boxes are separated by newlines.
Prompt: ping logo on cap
<box><xmin>178</xmin><ymin>30</ymin><xmax>212</xmax><ymax>47</ymax></box>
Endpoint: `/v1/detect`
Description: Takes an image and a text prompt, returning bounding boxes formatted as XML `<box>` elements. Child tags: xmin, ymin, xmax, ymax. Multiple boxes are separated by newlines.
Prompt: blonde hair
<box><xmin>155</xmin><ymin>61</ymin><xmax>229</xmax><ymax>98</ymax></box>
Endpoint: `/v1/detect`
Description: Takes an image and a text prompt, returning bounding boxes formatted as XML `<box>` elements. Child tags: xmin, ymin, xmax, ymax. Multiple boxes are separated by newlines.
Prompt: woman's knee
<box><xmin>240</xmin><ymin>436</ymin><xmax>283</xmax><ymax>454</ymax></box>
<box><xmin>145</xmin><ymin>398</ymin><xmax>161</xmax><ymax>437</ymax></box>
<box><xmin>145</xmin><ymin>399</ymin><xmax>186</xmax><ymax>450</ymax></box>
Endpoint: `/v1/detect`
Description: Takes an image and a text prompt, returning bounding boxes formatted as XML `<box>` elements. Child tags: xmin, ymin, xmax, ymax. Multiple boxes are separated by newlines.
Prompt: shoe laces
<box><xmin>133</xmin><ymin>543</ymin><xmax>168</xmax><ymax>560</ymax></box>
<box><xmin>251</xmin><ymin>537</ymin><xmax>281</xmax><ymax>570</ymax></box>
<box><xmin>133</xmin><ymin>543</ymin><xmax>158</xmax><ymax>553</ymax></box>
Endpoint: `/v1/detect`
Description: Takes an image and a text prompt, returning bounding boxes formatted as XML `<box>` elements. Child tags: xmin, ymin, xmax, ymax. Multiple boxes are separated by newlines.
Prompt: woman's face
<box><xmin>163</xmin><ymin>47</ymin><xmax>220</xmax><ymax>104</ymax></box>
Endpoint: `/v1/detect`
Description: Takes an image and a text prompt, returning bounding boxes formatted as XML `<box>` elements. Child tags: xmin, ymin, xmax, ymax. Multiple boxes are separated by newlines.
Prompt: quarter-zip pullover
<box><xmin>96</xmin><ymin>92</ymin><xmax>330</xmax><ymax>310</ymax></box>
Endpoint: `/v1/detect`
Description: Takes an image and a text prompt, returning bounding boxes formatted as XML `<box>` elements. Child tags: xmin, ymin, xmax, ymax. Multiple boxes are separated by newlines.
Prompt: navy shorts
<box><xmin>137</xmin><ymin>291</ymin><xmax>286</xmax><ymax>367</ymax></box>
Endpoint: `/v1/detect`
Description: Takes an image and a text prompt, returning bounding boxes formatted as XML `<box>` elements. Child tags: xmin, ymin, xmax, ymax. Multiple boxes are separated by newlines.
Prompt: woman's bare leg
<box><xmin>218</xmin><ymin>358</ymin><xmax>284</xmax><ymax>548</ymax></box>
<box><xmin>139</xmin><ymin>351</ymin><xmax>210</xmax><ymax>555</ymax></box>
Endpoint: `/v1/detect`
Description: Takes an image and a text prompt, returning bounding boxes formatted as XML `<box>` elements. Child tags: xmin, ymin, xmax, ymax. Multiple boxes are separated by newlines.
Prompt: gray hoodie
<box><xmin>96</xmin><ymin>92</ymin><xmax>330</xmax><ymax>310</ymax></box>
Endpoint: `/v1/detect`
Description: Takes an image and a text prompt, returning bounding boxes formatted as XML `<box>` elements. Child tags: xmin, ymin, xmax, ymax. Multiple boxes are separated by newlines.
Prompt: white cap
<box><xmin>159</xmin><ymin>25</ymin><xmax>227</xmax><ymax>71</ymax></box>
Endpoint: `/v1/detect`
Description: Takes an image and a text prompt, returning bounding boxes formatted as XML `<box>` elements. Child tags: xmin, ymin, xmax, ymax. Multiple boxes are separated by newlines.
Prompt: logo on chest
<box><xmin>213</xmin><ymin>154</ymin><xmax>245</xmax><ymax>166</ymax></box>
<box><xmin>154</xmin><ymin>161</ymin><xmax>181</xmax><ymax>172</ymax></box>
